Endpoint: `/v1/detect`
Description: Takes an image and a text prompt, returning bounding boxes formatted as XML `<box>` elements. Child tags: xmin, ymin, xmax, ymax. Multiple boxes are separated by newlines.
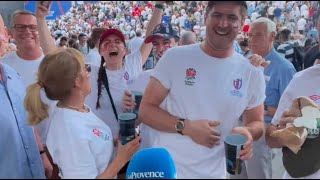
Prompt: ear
<box><xmin>204</xmin><ymin>13</ymin><xmax>208</xmax><ymax>25</ymax></box>
<box><xmin>240</xmin><ymin>19</ymin><xmax>245</xmax><ymax>30</ymax></box>
<box><xmin>8</xmin><ymin>27</ymin><xmax>14</xmax><ymax>38</ymax></box>
<box><xmin>270</xmin><ymin>31</ymin><xmax>276</xmax><ymax>41</ymax></box>
<box><xmin>123</xmin><ymin>45</ymin><xmax>128</xmax><ymax>56</ymax></box>
<box><xmin>3</xmin><ymin>27</ymin><xmax>9</xmax><ymax>43</ymax></box>
<box><xmin>74</xmin><ymin>74</ymin><xmax>83</xmax><ymax>88</ymax></box>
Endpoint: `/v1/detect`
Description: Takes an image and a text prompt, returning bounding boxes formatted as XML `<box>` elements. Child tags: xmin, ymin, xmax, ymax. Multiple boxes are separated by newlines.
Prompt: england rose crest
<box><xmin>186</xmin><ymin>68</ymin><xmax>196</xmax><ymax>80</ymax></box>
<box><xmin>185</xmin><ymin>68</ymin><xmax>197</xmax><ymax>86</ymax></box>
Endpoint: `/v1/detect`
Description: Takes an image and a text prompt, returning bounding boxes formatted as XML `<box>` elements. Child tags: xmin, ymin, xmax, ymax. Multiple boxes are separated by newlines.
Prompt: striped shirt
<box><xmin>277</xmin><ymin>41</ymin><xmax>295</xmax><ymax>62</ymax></box>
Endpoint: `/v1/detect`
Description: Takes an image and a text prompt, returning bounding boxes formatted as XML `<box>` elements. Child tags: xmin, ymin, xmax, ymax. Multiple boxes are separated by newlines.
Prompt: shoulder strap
<box><xmin>102</xmin><ymin>71</ymin><xmax>118</xmax><ymax>121</ymax></box>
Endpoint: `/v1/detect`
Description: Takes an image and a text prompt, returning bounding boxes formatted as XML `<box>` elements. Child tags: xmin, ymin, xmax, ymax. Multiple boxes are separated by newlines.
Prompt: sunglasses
<box><xmin>85</xmin><ymin>64</ymin><xmax>91</xmax><ymax>73</ymax></box>
<box><xmin>13</xmin><ymin>24</ymin><xmax>38</xmax><ymax>32</ymax></box>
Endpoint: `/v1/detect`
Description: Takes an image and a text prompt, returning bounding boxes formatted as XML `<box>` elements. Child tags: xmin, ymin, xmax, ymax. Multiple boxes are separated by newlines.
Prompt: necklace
<box><xmin>58</xmin><ymin>103</ymin><xmax>89</xmax><ymax>113</ymax></box>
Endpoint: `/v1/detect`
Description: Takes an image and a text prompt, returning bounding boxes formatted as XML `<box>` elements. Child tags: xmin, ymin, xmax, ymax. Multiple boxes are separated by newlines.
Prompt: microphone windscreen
<box><xmin>126</xmin><ymin>148</ymin><xmax>177</xmax><ymax>179</ymax></box>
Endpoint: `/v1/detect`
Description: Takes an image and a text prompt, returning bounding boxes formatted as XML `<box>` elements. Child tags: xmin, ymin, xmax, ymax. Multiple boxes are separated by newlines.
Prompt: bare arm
<box><xmin>96</xmin><ymin>137</ymin><xmax>140</xmax><ymax>179</ymax></box>
<box><xmin>139</xmin><ymin>77</ymin><xmax>177</xmax><ymax>133</ymax></box>
<box><xmin>266</xmin><ymin>106</ymin><xmax>277</xmax><ymax>117</ymax></box>
<box><xmin>36</xmin><ymin>2</ymin><xmax>58</xmax><ymax>55</ymax></box>
<box><xmin>34</xmin><ymin>128</ymin><xmax>53</xmax><ymax>178</ymax></box>
<box><xmin>266</xmin><ymin>110</ymin><xmax>296</xmax><ymax>148</ymax></box>
<box><xmin>139</xmin><ymin>2</ymin><xmax>165</xmax><ymax>65</ymax></box>
<box><xmin>266</xmin><ymin>125</ymin><xmax>283</xmax><ymax>148</ymax></box>
<box><xmin>242</xmin><ymin>104</ymin><xmax>265</xmax><ymax>141</ymax></box>
<box><xmin>96</xmin><ymin>156</ymin><xmax>125</xmax><ymax>179</ymax></box>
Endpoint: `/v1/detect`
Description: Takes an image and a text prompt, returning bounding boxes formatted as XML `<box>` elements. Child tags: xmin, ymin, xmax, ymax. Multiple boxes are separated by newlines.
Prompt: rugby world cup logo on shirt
<box><xmin>124</xmin><ymin>71</ymin><xmax>130</xmax><ymax>81</ymax></box>
<box><xmin>309</xmin><ymin>95</ymin><xmax>320</xmax><ymax>104</ymax></box>
<box><xmin>185</xmin><ymin>68</ymin><xmax>196</xmax><ymax>86</ymax></box>
<box><xmin>230</xmin><ymin>78</ymin><xmax>243</xmax><ymax>97</ymax></box>
<box><xmin>92</xmin><ymin>128</ymin><xmax>110</xmax><ymax>142</ymax></box>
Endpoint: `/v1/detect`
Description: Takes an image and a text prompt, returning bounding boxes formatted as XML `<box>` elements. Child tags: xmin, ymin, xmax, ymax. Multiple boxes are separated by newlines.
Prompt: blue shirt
<box><xmin>273</xmin><ymin>8</ymin><xmax>282</xmax><ymax>17</ymax></box>
<box><xmin>0</xmin><ymin>63</ymin><xmax>45</xmax><ymax>178</ymax></box>
<box><xmin>247</xmin><ymin>4</ymin><xmax>255</xmax><ymax>17</ymax></box>
<box><xmin>233</xmin><ymin>41</ymin><xmax>243</xmax><ymax>54</ymax></box>
<box><xmin>263</xmin><ymin>48</ymin><xmax>296</xmax><ymax>123</ymax></box>
<box><xmin>307</xmin><ymin>29</ymin><xmax>319</xmax><ymax>41</ymax></box>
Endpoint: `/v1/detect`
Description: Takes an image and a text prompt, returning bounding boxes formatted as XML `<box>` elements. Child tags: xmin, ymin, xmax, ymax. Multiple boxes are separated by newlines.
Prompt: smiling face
<box><xmin>204</xmin><ymin>3</ymin><xmax>244</xmax><ymax>51</ymax></box>
<box><xmin>11</xmin><ymin>14</ymin><xmax>40</xmax><ymax>50</ymax></box>
<box><xmin>248</xmin><ymin>22</ymin><xmax>275</xmax><ymax>56</ymax></box>
<box><xmin>100</xmin><ymin>34</ymin><xmax>127</xmax><ymax>68</ymax></box>
<box><xmin>152</xmin><ymin>36</ymin><xmax>177</xmax><ymax>60</ymax></box>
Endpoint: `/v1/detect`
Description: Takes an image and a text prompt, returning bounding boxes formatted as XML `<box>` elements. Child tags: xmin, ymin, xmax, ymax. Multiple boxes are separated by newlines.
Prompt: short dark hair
<box><xmin>279</xmin><ymin>29</ymin><xmax>291</xmax><ymax>40</ymax></box>
<box><xmin>239</xmin><ymin>38</ymin><xmax>248</xmax><ymax>47</ymax></box>
<box><xmin>71</xmin><ymin>34</ymin><xmax>78</xmax><ymax>40</ymax></box>
<box><xmin>60</xmin><ymin>36</ymin><xmax>68</xmax><ymax>42</ymax></box>
<box><xmin>90</xmin><ymin>27</ymin><xmax>107</xmax><ymax>45</ymax></box>
<box><xmin>205</xmin><ymin>1</ymin><xmax>247</xmax><ymax>20</ymax></box>
<box><xmin>136</xmin><ymin>30</ymin><xmax>142</xmax><ymax>37</ymax></box>
<box><xmin>78</xmin><ymin>33</ymin><xmax>87</xmax><ymax>39</ymax></box>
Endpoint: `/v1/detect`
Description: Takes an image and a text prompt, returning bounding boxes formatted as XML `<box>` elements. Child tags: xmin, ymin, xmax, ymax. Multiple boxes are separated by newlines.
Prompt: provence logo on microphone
<box><xmin>127</xmin><ymin>171</ymin><xmax>165</xmax><ymax>179</ymax></box>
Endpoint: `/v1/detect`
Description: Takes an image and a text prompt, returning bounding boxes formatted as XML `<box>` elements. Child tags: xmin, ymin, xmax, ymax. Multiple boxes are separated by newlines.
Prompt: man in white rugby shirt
<box><xmin>138</xmin><ymin>1</ymin><xmax>266</xmax><ymax>178</ymax></box>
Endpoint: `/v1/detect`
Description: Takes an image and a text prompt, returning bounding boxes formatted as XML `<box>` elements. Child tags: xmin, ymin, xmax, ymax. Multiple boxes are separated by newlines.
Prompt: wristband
<box><xmin>40</xmin><ymin>150</ymin><xmax>46</xmax><ymax>155</ymax></box>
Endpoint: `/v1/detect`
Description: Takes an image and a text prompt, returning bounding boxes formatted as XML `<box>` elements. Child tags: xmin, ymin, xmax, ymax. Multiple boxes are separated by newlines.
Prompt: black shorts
<box><xmin>118</xmin><ymin>161</ymin><xmax>130</xmax><ymax>174</ymax></box>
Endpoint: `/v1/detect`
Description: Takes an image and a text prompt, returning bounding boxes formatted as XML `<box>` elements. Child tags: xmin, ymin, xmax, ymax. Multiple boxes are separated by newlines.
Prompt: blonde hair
<box><xmin>11</xmin><ymin>10</ymin><xmax>36</xmax><ymax>27</ymax></box>
<box><xmin>25</xmin><ymin>48</ymin><xmax>85</xmax><ymax>125</ymax></box>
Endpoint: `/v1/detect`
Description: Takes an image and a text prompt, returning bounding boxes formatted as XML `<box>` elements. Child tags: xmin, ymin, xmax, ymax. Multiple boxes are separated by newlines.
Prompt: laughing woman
<box><xmin>31</xmin><ymin>2</ymin><xmax>140</xmax><ymax>178</ymax></box>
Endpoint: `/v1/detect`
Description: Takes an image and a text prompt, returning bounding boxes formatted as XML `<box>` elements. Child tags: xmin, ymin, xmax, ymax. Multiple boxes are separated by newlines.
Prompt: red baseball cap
<box><xmin>99</xmin><ymin>29</ymin><xmax>126</xmax><ymax>50</ymax></box>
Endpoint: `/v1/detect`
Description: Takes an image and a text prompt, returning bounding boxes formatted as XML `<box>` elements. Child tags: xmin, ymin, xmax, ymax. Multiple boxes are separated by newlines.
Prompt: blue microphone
<box><xmin>126</xmin><ymin>148</ymin><xmax>177</xmax><ymax>179</ymax></box>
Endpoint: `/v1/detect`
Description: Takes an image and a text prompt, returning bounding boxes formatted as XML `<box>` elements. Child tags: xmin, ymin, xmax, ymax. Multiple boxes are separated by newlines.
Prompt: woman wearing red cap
<box><xmin>34</xmin><ymin>2</ymin><xmax>141</xmax><ymax>179</ymax></box>
<box><xmin>35</xmin><ymin>1</ymin><xmax>165</xmax><ymax>178</ymax></box>
<box><xmin>84</xmin><ymin>2</ymin><xmax>165</xmax><ymax>177</ymax></box>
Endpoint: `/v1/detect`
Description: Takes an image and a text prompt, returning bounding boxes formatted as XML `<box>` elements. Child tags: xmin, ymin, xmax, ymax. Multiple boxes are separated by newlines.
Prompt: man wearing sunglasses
<box><xmin>2</xmin><ymin>10</ymin><xmax>43</xmax><ymax>87</ymax></box>
<box><xmin>1</xmin><ymin>10</ymin><xmax>54</xmax><ymax>178</ymax></box>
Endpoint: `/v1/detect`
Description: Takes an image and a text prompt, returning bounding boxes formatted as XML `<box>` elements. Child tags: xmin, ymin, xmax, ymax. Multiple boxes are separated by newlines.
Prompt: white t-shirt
<box><xmin>271</xmin><ymin>65</ymin><xmax>320</xmax><ymax>179</ymax></box>
<box><xmin>251</xmin><ymin>12</ymin><xmax>260</xmax><ymax>22</ymax></box>
<box><xmin>85</xmin><ymin>47</ymin><xmax>101</xmax><ymax>68</ymax></box>
<box><xmin>2</xmin><ymin>51</ymin><xmax>56</xmax><ymax>144</ymax></box>
<box><xmin>46</xmin><ymin>106</ymin><xmax>113</xmax><ymax>179</ymax></box>
<box><xmin>2</xmin><ymin>52</ymin><xmax>44</xmax><ymax>87</ymax></box>
<box><xmin>128</xmin><ymin>37</ymin><xmax>144</xmax><ymax>54</ymax></box>
<box><xmin>300</xmin><ymin>4</ymin><xmax>309</xmax><ymax>19</ymax></box>
<box><xmin>86</xmin><ymin>50</ymin><xmax>143</xmax><ymax>139</ymax></box>
<box><xmin>127</xmin><ymin>70</ymin><xmax>166</xmax><ymax>150</ymax></box>
<box><xmin>297</xmin><ymin>18</ymin><xmax>307</xmax><ymax>31</ymax></box>
<box><xmin>193</xmin><ymin>24</ymin><xmax>201</xmax><ymax>35</ymax></box>
<box><xmin>194</xmin><ymin>11</ymin><xmax>201</xmax><ymax>23</ymax></box>
<box><xmin>171</xmin><ymin>15</ymin><xmax>177</xmax><ymax>25</ymax></box>
<box><xmin>179</xmin><ymin>15</ymin><xmax>187</xmax><ymax>27</ymax></box>
<box><xmin>150</xmin><ymin>44</ymin><xmax>266</xmax><ymax>178</ymax></box>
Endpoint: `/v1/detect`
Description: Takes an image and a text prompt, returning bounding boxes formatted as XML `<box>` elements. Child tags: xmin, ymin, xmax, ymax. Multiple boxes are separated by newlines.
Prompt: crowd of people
<box><xmin>0</xmin><ymin>0</ymin><xmax>320</xmax><ymax>179</ymax></box>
